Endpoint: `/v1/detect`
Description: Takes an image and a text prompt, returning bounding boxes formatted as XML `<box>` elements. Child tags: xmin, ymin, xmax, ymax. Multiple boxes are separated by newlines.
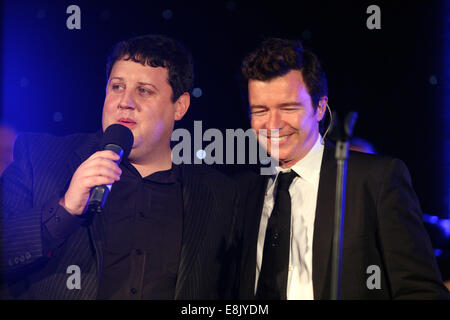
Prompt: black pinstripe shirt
<box><xmin>95</xmin><ymin>162</ymin><xmax>183</xmax><ymax>299</ymax></box>
<box><xmin>42</xmin><ymin>160</ymin><xmax>183</xmax><ymax>299</ymax></box>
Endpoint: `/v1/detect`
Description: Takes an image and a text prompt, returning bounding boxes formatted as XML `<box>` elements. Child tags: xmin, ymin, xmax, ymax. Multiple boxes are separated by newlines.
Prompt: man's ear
<box><xmin>316</xmin><ymin>96</ymin><xmax>328</xmax><ymax>122</ymax></box>
<box><xmin>174</xmin><ymin>92</ymin><xmax>190</xmax><ymax>121</ymax></box>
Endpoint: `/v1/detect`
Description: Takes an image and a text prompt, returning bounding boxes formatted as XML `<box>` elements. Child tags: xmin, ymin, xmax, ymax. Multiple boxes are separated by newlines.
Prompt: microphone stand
<box><xmin>328</xmin><ymin>111</ymin><xmax>358</xmax><ymax>300</ymax></box>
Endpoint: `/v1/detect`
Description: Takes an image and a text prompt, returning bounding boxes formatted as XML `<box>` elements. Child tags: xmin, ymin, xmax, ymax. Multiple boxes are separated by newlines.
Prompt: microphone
<box><xmin>86</xmin><ymin>124</ymin><xmax>134</xmax><ymax>214</ymax></box>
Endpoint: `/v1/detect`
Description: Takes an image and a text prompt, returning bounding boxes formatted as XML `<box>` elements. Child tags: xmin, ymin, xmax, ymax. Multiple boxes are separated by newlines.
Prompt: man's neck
<box><xmin>129</xmin><ymin>150</ymin><xmax>173</xmax><ymax>178</ymax></box>
<box><xmin>279</xmin><ymin>133</ymin><xmax>320</xmax><ymax>169</ymax></box>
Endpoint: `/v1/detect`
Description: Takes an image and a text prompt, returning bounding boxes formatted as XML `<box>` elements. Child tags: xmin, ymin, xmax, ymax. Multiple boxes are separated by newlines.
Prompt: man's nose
<box><xmin>118</xmin><ymin>90</ymin><xmax>135</xmax><ymax>110</ymax></box>
<box><xmin>267</xmin><ymin>110</ymin><xmax>282</xmax><ymax>129</ymax></box>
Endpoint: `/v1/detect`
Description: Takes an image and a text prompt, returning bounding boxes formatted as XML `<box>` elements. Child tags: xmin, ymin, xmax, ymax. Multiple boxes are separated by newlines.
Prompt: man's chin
<box><xmin>263</xmin><ymin>152</ymin><xmax>290</xmax><ymax>168</ymax></box>
<box><xmin>269</xmin><ymin>150</ymin><xmax>300</xmax><ymax>168</ymax></box>
<box><xmin>266</xmin><ymin>146</ymin><xmax>287</xmax><ymax>162</ymax></box>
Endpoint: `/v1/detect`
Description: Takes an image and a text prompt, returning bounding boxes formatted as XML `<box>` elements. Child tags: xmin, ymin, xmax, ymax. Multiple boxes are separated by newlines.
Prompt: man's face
<box><xmin>102</xmin><ymin>59</ymin><xmax>189</xmax><ymax>163</ymax></box>
<box><xmin>249</xmin><ymin>70</ymin><xmax>325</xmax><ymax>168</ymax></box>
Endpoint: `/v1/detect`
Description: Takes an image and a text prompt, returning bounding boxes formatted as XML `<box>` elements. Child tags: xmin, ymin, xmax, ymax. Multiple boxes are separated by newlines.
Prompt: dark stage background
<box><xmin>1</xmin><ymin>1</ymin><xmax>450</xmax><ymax>275</ymax></box>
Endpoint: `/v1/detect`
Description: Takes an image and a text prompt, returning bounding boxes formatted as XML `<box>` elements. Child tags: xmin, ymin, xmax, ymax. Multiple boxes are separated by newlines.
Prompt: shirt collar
<box><xmin>145</xmin><ymin>164</ymin><xmax>181</xmax><ymax>184</ymax></box>
<box><xmin>122</xmin><ymin>161</ymin><xmax>181</xmax><ymax>184</ymax></box>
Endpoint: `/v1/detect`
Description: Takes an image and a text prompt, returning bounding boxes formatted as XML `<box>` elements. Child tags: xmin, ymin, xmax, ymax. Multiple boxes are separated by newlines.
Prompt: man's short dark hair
<box><xmin>106</xmin><ymin>34</ymin><xmax>194</xmax><ymax>102</ymax></box>
<box><xmin>241</xmin><ymin>38</ymin><xmax>328</xmax><ymax>111</ymax></box>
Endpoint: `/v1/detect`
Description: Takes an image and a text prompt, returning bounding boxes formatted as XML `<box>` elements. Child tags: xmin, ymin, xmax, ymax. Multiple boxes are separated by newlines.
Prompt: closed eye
<box><xmin>279</xmin><ymin>103</ymin><xmax>302</xmax><ymax>112</ymax></box>
<box><xmin>281</xmin><ymin>107</ymin><xmax>300</xmax><ymax>112</ymax></box>
<box><xmin>250</xmin><ymin>107</ymin><xmax>268</xmax><ymax>115</ymax></box>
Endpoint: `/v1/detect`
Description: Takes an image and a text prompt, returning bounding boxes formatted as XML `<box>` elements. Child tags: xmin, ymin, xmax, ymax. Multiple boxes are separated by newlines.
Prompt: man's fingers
<box><xmin>80</xmin><ymin>166</ymin><xmax>121</xmax><ymax>184</ymax></box>
<box><xmin>77</xmin><ymin>156</ymin><xmax>122</xmax><ymax>174</ymax></box>
<box><xmin>87</xmin><ymin>150</ymin><xmax>120</xmax><ymax>162</ymax></box>
<box><xmin>83</xmin><ymin>175</ymin><xmax>117</xmax><ymax>188</ymax></box>
<box><xmin>81</xmin><ymin>157</ymin><xmax>122</xmax><ymax>176</ymax></box>
<box><xmin>63</xmin><ymin>151</ymin><xmax>122</xmax><ymax>216</ymax></box>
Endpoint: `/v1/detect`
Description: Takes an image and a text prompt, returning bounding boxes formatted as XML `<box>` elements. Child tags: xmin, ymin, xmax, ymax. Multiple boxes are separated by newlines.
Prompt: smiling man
<box><xmin>1</xmin><ymin>35</ymin><xmax>240</xmax><ymax>300</ymax></box>
<box><xmin>235</xmin><ymin>38</ymin><xmax>449</xmax><ymax>300</ymax></box>
<box><xmin>248</xmin><ymin>69</ymin><xmax>327</xmax><ymax>168</ymax></box>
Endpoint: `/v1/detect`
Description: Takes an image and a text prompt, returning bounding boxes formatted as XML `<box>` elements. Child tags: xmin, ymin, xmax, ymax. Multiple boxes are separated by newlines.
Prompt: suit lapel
<box><xmin>312</xmin><ymin>143</ymin><xmax>337</xmax><ymax>300</ymax></box>
<box><xmin>241</xmin><ymin>172</ymin><xmax>269</xmax><ymax>298</ymax></box>
<box><xmin>70</xmin><ymin>131</ymin><xmax>102</xmax><ymax>180</ymax></box>
<box><xmin>174</xmin><ymin>165</ymin><xmax>214</xmax><ymax>299</ymax></box>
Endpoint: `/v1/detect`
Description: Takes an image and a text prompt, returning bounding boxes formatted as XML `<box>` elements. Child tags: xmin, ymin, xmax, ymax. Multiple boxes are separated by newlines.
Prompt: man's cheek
<box><xmin>250</xmin><ymin>117</ymin><xmax>260</xmax><ymax>127</ymax></box>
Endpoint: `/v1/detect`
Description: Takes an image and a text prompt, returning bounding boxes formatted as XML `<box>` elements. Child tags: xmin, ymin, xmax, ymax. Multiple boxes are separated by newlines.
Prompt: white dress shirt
<box><xmin>255</xmin><ymin>135</ymin><xmax>324</xmax><ymax>300</ymax></box>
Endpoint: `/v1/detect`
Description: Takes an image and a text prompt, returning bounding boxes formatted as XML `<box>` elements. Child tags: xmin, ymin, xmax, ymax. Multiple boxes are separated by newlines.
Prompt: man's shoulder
<box><xmin>180</xmin><ymin>164</ymin><xmax>237</xmax><ymax>189</ymax></box>
<box><xmin>14</xmin><ymin>131</ymin><xmax>98</xmax><ymax>156</ymax></box>
<box><xmin>11</xmin><ymin>131</ymin><xmax>100</xmax><ymax>171</ymax></box>
<box><xmin>345</xmin><ymin>150</ymin><xmax>413</xmax><ymax>184</ymax></box>
<box><xmin>348</xmin><ymin>150</ymin><xmax>390</xmax><ymax>164</ymax></box>
<box><xmin>231</xmin><ymin>167</ymin><xmax>265</xmax><ymax>183</ymax></box>
<box><xmin>229</xmin><ymin>167</ymin><xmax>269</xmax><ymax>197</ymax></box>
<box><xmin>348</xmin><ymin>150</ymin><xmax>406</xmax><ymax>170</ymax></box>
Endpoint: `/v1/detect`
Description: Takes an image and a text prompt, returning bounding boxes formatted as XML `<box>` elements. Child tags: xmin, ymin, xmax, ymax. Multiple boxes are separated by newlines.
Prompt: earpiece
<box><xmin>321</xmin><ymin>103</ymin><xmax>333</xmax><ymax>145</ymax></box>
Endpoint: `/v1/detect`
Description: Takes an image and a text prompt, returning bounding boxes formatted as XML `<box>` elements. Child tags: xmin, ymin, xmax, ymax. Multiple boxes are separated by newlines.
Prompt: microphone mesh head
<box><xmin>102</xmin><ymin>124</ymin><xmax>134</xmax><ymax>159</ymax></box>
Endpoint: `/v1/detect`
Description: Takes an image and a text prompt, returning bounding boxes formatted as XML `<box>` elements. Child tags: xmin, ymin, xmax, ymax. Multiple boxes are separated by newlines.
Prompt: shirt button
<box><xmin>130</xmin><ymin>288</ymin><xmax>137</xmax><ymax>295</ymax></box>
<box><xmin>55</xmin><ymin>216</ymin><xmax>61</xmax><ymax>222</ymax></box>
<box><xmin>135</xmin><ymin>249</ymin><xmax>142</xmax><ymax>256</ymax></box>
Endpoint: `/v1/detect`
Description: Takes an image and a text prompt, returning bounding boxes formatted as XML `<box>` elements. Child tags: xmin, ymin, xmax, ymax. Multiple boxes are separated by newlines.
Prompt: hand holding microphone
<box><xmin>59</xmin><ymin>124</ymin><xmax>134</xmax><ymax>215</ymax></box>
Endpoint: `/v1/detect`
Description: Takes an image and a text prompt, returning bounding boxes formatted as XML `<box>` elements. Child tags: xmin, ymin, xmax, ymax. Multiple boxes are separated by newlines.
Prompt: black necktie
<box><xmin>256</xmin><ymin>170</ymin><xmax>297</xmax><ymax>300</ymax></box>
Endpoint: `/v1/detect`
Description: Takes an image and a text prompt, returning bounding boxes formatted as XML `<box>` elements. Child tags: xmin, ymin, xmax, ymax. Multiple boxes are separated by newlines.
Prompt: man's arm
<box><xmin>1</xmin><ymin>134</ymin><xmax>123</xmax><ymax>277</ymax></box>
<box><xmin>376</xmin><ymin>158</ymin><xmax>449</xmax><ymax>299</ymax></box>
<box><xmin>1</xmin><ymin>135</ymin><xmax>84</xmax><ymax>276</ymax></box>
<box><xmin>224</xmin><ymin>183</ymin><xmax>244</xmax><ymax>299</ymax></box>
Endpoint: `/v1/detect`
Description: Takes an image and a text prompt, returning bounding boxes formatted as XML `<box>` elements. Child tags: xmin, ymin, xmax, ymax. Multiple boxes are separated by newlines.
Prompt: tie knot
<box><xmin>277</xmin><ymin>170</ymin><xmax>297</xmax><ymax>191</ymax></box>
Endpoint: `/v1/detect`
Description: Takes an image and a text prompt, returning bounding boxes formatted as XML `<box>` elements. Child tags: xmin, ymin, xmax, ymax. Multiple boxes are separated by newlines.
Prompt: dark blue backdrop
<box><xmin>1</xmin><ymin>0</ymin><xmax>449</xmax><ymax>219</ymax></box>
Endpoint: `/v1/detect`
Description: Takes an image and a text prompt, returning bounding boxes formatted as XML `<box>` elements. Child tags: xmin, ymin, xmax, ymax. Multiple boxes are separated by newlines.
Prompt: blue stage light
<box><xmin>423</xmin><ymin>213</ymin><xmax>439</xmax><ymax>224</ymax></box>
<box><xmin>439</xmin><ymin>219</ymin><xmax>450</xmax><ymax>238</ymax></box>
<box><xmin>434</xmin><ymin>249</ymin><xmax>442</xmax><ymax>257</ymax></box>
<box><xmin>192</xmin><ymin>88</ymin><xmax>203</xmax><ymax>98</ymax></box>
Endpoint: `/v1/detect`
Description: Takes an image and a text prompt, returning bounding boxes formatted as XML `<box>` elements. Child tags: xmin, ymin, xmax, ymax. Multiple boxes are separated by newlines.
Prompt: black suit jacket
<box><xmin>235</xmin><ymin>143</ymin><xmax>449</xmax><ymax>299</ymax></box>
<box><xmin>0</xmin><ymin>132</ymin><xmax>240</xmax><ymax>299</ymax></box>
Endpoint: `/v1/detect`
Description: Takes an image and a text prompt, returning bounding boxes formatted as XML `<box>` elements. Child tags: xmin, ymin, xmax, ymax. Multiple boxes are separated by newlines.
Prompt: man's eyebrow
<box><xmin>250</xmin><ymin>102</ymin><xmax>304</xmax><ymax>109</ymax></box>
<box><xmin>109</xmin><ymin>77</ymin><xmax>159</xmax><ymax>91</ymax></box>
<box><xmin>109</xmin><ymin>76</ymin><xmax>124</xmax><ymax>81</ymax></box>
<box><xmin>277</xmin><ymin>102</ymin><xmax>303</xmax><ymax>107</ymax></box>
<box><xmin>136</xmin><ymin>82</ymin><xmax>158</xmax><ymax>91</ymax></box>
<box><xmin>249</xmin><ymin>104</ymin><xmax>267</xmax><ymax>109</ymax></box>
